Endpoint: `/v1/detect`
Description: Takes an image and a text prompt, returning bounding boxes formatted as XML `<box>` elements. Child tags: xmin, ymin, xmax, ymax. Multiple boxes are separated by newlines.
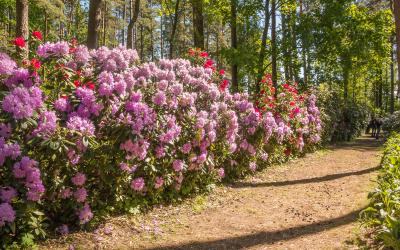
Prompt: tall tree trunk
<box><xmin>379</xmin><ymin>69</ymin><xmax>383</xmax><ymax>108</ymax></box>
<box><xmin>231</xmin><ymin>0</ymin><xmax>239</xmax><ymax>92</ymax></box>
<box><xmin>127</xmin><ymin>0</ymin><xmax>140</xmax><ymax>49</ymax></box>
<box><xmin>87</xmin><ymin>0</ymin><xmax>103</xmax><ymax>49</ymax></box>
<box><xmin>8</xmin><ymin>6</ymin><xmax>13</xmax><ymax>38</ymax></box>
<box><xmin>102</xmin><ymin>1</ymin><xmax>107</xmax><ymax>46</ymax></box>
<box><xmin>122</xmin><ymin>2</ymin><xmax>126</xmax><ymax>46</ymax></box>
<box><xmin>291</xmin><ymin>11</ymin><xmax>299</xmax><ymax>82</ymax></box>
<box><xmin>300</xmin><ymin>0</ymin><xmax>308</xmax><ymax>85</ymax></box>
<box><xmin>161</xmin><ymin>14</ymin><xmax>164</xmax><ymax>58</ymax></box>
<box><xmin>140</xmin><ymin>23</ymin><xmax>144</xmax><ymax>59</ymax></box>
<box><xmin>394</xmin><ymin>0</ymin><xmax>400</xmax><ymax>97</ymax></box>
<box><xmin>256</xmin><ymin>0</ymin><xmax>270</xmax><ymax>94</ymax></box>
<box><xmin>68</xmin><ymin>0</ymin><xmax>75</xmax><ymax>37</ymax></box>
<box><xmin>169</xmin><ymin>0</ymin><xmax>181</xmax><ymax>59</ymax></box>
<box><xmin>282</xmin><ymin>13</ymin><xmax>290</xmax><ymax>81</ymax></box>
<box><xmin>44</xmin><ymin>10</ymin><xmax>48</xmax><ymax>42</ymax></box>
<box><xmin>16</xmin><ymin>0</ymin><xmax>28</xmax><ymax>49</ymax></box>
<box><xmin>343</xmin><ymin>66</ymin><xmax>349</xmax><ymax>101</ymax></box>
<box><xmin>391</xmin><ymin>37</ymin><xmax>395</xmax><ymax>113</ymax></box>
<box><xmin>271</xmin><ymin>0</ymin><xmax>278</xmax><ymax>95</ymax></box>
<box><xmin>216</xmin><ymin>22</ymin><xmax>220</xmax><ymax>67</ymax></box>
<box><xmin>191</xmin><ymin>0</ymin><xmax>204</xmax><ymax>49</ymax></box>
<box><xmin>149</xmin><ymin>0</ymin><xmax>154</xmax><ymax>60</ymax></box>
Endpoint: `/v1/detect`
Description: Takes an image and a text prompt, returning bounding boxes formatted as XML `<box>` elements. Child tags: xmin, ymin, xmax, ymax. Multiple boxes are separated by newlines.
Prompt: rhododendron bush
<box><xmin>0</xmin><ymin>34</ymin><xmax>321</xmax><ymax>247</ymax></box>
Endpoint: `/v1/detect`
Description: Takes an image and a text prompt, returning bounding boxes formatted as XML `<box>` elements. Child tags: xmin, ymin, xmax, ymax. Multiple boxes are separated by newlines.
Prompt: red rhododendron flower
<box><xmin>219</xmin><ymin>69</ymin><xmax>225</xmax><ymax>75</ymax></box>
<box><xmin>219</xmin><ymin>79</ymin><xmax>229</xmax><ymax>91</ymax></box>
<box><xmin>289</xmin><ymin>101</ymin><xmax>296</xmax><ymax>106</ymax></box>
<box><xmin>30</xmin><ymin>58</ymin><xmax>41</xmax><ymax>70</ymax></box>
<box><xmin>292</xmin><ymin>107</ymin><xmax>300</xmax><ymax>114</ymax></box>
<box><xmin>203</xmin><ymin>59</ymin><xmax>214</xmax><ymax>68</ymax></box>
<box><xmin>32</xmin><ymin>31</ymin><xmax>43</xmax><ymax>41</ymax></box>
<box><xmin>87</xmin><ymin>82</ymin><xmax>95</xmax><ymax>90</ymax></box>
<box><xmin>73</xmin><ymin>80</ymin><xmax>81</xmax><ymax>87</ymax></box>
<box><xmin>200</xmin><ymin>51</ymin><xmax>208</xmax><ymax>58</ymax></box>
<box><xmin>13</xmin><ymin>37</ymin><xmax>25</xmax><ymax>48</ymax></box>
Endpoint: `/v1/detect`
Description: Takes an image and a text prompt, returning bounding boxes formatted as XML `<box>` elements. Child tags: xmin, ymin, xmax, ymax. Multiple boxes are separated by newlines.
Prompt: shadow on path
<box><xmin>146</xmin><ymin>208</ymin><xmax>365</xmax><ymax>250</ymax></box>
<box><xmin>329</xmin><ymin>135</ymin><xmax>384</xmax><ymax>152</ymax></box>
<box><xmin>231</xmin><ymin>165</ymin><xmax>380</xmax><ymax>188</ymax></box>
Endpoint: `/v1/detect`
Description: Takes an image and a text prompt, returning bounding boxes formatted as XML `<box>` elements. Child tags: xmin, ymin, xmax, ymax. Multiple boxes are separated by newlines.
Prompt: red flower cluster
<box><xmin>187</xmin><ymin>48</ymin><xmax>229</xmax><ymax>92</ymax></box>
<box><xmin>32</xmin><ymin>31</ymin><xmax>43</xmax><ymax>41</ymax></box>
<box><xmin>13</xmin><ymin>37</ymin><xmax>25</xmax><ymax>48</ymax></box>
<box><xmin>219</xmin><ymin>79</ymin><xmax>229</xmax><ymax>92</ymax></box>
<box><xmin>30</xmin><ymin>58</ymin><xmax>41</xmax><ymax>70</ymax></box>
<box><xmin>203</xmin><ymin>59</ymin><xmax>214</xmax><ymax>69</ymax></box>
<box><xmin>73</xmin><ymin>79</ymin><xmax>95</xmax><ymax>90</ymax></box>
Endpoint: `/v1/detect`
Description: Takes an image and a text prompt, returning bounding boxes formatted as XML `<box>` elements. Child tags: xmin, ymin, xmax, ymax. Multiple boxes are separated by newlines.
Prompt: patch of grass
<box><xmin>315</xmin><ymin>148</ymin><xmax>332</xmax><ymax>156</ymax></box>
<box><xmin>191</xmin><ymin>195</ymin><xmax>208</xmax><ymax>213</ymax></box>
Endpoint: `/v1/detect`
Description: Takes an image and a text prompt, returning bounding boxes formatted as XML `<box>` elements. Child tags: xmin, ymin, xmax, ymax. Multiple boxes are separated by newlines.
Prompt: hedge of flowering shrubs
<box><xmin>0</xmin><ymin>33</ymin><xmax>322</xmax><ymax>248</ymax></box>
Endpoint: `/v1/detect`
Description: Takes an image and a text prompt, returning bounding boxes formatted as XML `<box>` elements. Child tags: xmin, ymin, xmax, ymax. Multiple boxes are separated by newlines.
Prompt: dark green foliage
<box><xmin>362</xmin><ymin>133</ymin><xmax>400</xmax><ymax>249</ymax></box>
<box><xmin>317</xmin><ymin>84</ymin><xmax>369</xmax><ymax>143</ymax></box>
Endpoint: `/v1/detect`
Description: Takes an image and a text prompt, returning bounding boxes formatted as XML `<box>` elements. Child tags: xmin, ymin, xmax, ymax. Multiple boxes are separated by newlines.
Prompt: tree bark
<box><xmin>44</xmin><ymin>10</ymin><xmax>48</xmax><ymax>42</ymax></box>
<box><xmin>16</xmin><ymin>0</ymin><xmax>28</xmax><ymax>37</ymax></box>
<box><xmin>394</xmin><ymin>0</ymin><xmax>400</xmax><ymax>96</ymax></box>
<box><xmin>391</xmin><ymin>37</ymin><xmax>395</xmax><ymax>113</ymax></box>
<box><xmin>16</xmin><ymin>0</ymin><xmax>28</xmax><ymax>54</ymax></box>
<box><xmin>282</xmin><ymin>13</ymin><xmax>290</xmax><ymax>81</ymax></box>
<box><xmin>87</xmin><ymin>0</ymin><xmax>103</xmax><ymax>49</ymax></box>
<box><xmin>102</xmin><ymin>1</ymin><xmax>107</xmax><ymax>46</ymax></box>
<box><xmin>161</xmin><ymin>14</ymin><xmax>164</xmax><ymax>58</ymax></box>
<box><xmin>343</xmin><ymin>60</ymin><xmax>350</xmax><ymax>101</ymax></box>
<box><xmin>127</xmin><ymin>0</ymin><xmax>140</xmax><ymax>49</ymax></box>
<box><xmin>378</xmin><ymin>69</ymin><xmax>383</xmax><ymax>108</ymax></box>
<box><xmin>191</xmin><ymin>0</ymin><xmax>204</xmax><ymax>49</ymax></box>
<box><xmin>291</xmin><ymin>12</ymin><xmax>299</xmax><ymax>83</ymax></box>
<box><xmin>169</xmin><ymin>0</ymin><xmax>181</xmax><ymax>59</ymax></box>
<box><xmin>8</xmin><ymin>6</ymin><xmax>13</xmax><ymax>38</ymax></box>
<box><xmin>256</xmin><ymin>0</ymin><xmax>270</xmax><ymax>94</ymax></box>
<box><xmin>140</xmin><ymin>22</ymin><xmax>144</xmax><ymax>59</ymax></box>
<box><xmin>300</xmin><ymin>0</ymin><xmax>308</xmax><ymax>86</ymax></box>
<box><xmin>122</xmin><ymin>2</ymin><xmax>126</xmax><ymax>46</ymax></box>
<box><xmin>68</xmin><ymin>0</ymin><xmax>75</xmax><ymax>37</ymax></box>
<box><xmin>271</xmin><ymin>0</ymin><xmax>278</xmax><ymax>95</ymax></box>
<box><xmin>231</xmin><ymin>0</ymin><xmax>239</xmax><ymax>92</ymax></box>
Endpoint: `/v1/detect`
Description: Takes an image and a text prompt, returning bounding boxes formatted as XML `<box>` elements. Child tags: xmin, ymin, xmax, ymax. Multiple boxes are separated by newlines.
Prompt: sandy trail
<box><xmin>42</xmin><ymin>136</ymin><xmax>382</xmax><ymax>250</ymax></box>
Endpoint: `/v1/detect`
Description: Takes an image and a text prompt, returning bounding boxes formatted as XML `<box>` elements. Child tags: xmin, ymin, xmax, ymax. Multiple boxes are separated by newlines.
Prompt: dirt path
<box><xmin>43</xmin><ymin>136</ymin><xmax>382</xmax><ymax>250</ymax></box>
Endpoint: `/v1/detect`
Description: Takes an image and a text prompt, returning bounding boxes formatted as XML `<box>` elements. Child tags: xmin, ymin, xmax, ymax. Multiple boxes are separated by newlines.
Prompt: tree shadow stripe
<box><xmin>231</xmin><ymin>165</ymin><xmax>380</xmax><ymax>188</ymax></box>
<box><xmin>145</xmin><ymin>208</ymin><xmax>365</xmax><ymax>250</ymax></box>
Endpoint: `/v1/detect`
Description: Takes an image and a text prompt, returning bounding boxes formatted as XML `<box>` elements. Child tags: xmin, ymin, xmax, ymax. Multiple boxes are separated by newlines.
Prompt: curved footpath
<box><xmin>43</xmin><ymin>136</ymin><xmax>383</xmax><ymax>250</ymax></box>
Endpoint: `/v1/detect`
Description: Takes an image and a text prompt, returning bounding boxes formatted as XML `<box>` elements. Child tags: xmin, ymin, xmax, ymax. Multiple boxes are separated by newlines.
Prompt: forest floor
<box><xmin>42</xmin><ymin>135</ymin><xmax>383</xmax><ymax>250</ymax></box>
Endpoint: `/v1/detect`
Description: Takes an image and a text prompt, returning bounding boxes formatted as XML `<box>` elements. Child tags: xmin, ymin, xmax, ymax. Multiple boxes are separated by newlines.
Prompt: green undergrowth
<box><xmin>361</xmin><ymin>133</ymin><xmax>400</xmax><ymax>249</ymax></box>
